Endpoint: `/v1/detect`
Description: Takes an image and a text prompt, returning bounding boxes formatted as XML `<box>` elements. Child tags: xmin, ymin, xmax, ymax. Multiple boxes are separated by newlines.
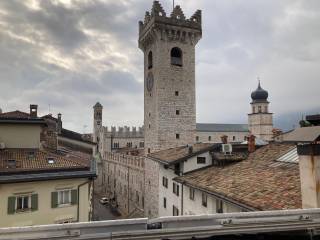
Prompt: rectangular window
<box><xmin>202</xmin><ymin>193</ymin><xmax>207</xmax><ymax>207</ymax></box>
<box><xmin>197</xmin><ymin>157</ymin><xmax>206</xmax><ymax>164</ymax></box>
<box><xmin>16</xmin><ymin>195</ymin><xmax>30</xmax><ymax>211</ymax></box>
<box><xmin>176</xmin><ymin>110</ymin><xmax>180</xmax><ymax>115</ymax></box>
<box><xmin>175</xmin><ymin>91</ymin><xmax>179</xmax><ymax>96</ymax></box>
<box><xmin>58</xmin><ymin>190</ymin><xmax>71</xmax><ymax>205</ymax></box>
<box><xmin>233</xmin><ymin>136</ymin><xmax>236</xmax><ymax>141</ymax></box>
<box><xmin>189</xmin><ymin>188</ymin><xmax>195</xmax><ymax>200</ymax></box>
<box><xmin>176</xmin><ymin>134</ymin><xmax>180</xmax><ymax>139</ymax></box>
<box><xmin>196</xmin><ymin>136</ymin><xmax>199</xmax><ymax>142</ymax></box>
<box><xmin>162</xmin><ymin>177</ymin><xmax>168</xmax><ymax>188</ymax></box>
<box><xmin>163</xmin><ymin>197</ymin><xmax>167</xmax><ymax>208</ymax></box>
<box><xmin>208</xmin><ymin>136</ymin><xmax>211</xmax><ymax>141</ymax></box>
<box><xmin>216</xmin><ymin>199</ymin><xmax>223</xmax><ymax>213</ymax></box>
<box><xmin>173</xmin><ymin>205</ymin><xmax>179</xmax><ymax>216</ymax></box>
<box><xmin>173</xmin><ymin>182</ymin><xmax>179</xmax><ymax>196</ymax></box>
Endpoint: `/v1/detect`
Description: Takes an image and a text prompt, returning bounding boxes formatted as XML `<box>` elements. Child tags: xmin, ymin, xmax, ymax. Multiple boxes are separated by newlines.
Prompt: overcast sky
<box><xmin>0</xmin><ymin>0</ymin><xmax>319</xmax><ymax>133</ymax></box>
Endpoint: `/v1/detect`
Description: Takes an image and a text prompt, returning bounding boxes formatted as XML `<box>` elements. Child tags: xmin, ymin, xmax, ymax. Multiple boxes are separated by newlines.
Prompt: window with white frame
<box><xmin>58</xmin><ymin>190</ymin><xmax>71</xmax><ymax>205</ymax></box>
<box><xmin>16</xmin><ymin>195</ymin><xmax>30</xmax><ymax>211</ymax></box>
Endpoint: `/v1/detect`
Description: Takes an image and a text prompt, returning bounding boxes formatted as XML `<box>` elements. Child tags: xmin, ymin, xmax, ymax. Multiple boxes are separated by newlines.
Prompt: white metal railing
<box><xmin>1</xmin><ymin>209</ymin><xmax>320</xmax><ymax>240</ymax></box>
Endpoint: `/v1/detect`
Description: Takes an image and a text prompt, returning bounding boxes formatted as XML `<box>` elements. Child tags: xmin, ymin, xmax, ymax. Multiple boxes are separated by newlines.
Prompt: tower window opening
<box><xmin>175</xmin><ymin>91</ymin><xmax>179</xmax><ymax>96</ymax></box>
<box><xmin>148</xmin><ymin>51</ymin><xmax>153</xmax><ymax>69</ymax></box>
<box><xmin>258</xmin><ymin>106</ymin><xmax>262</xmax><ymax>113</ymax></box>
<box><xmin>171</xmin><ymin>47</ymin><xmax>182</xmax><ymax>66</ymax></box>
<box><xmin>176</xmin><ymin>110</ymin><xmax>180</xmax><ymax>115</ymax></box>
<box><xmin>176</xmin><ymin>134</ymin><xmax>180</xmax><ymax>139</ymax></box>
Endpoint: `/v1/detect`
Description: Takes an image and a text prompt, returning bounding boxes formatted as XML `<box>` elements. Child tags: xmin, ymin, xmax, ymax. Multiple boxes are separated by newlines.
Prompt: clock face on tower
<box><xmin>146</xmin><ymin>72</ymin><xmax>154</xmax><ymax>92</ymax></box>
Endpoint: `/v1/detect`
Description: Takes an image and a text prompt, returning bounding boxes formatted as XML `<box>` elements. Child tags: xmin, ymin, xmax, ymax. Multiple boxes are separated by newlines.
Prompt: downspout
<box><xmin>77</xmin><ymin>180</ymin><xmax>91</xmax><ymax>222</ymax></box>
<box><xmin>181</xmin><ymin>182</ymin><xmax>184</xmax><ymax>216</ymax></box>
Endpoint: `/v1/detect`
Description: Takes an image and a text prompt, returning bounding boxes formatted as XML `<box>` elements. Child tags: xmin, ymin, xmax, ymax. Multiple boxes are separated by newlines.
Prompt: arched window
<box><xmin>148</xmin><ymin>51</ymin><xmax>153</xmax><ymax>69</ymax></box>
<box><xmin>171</xmin><ymin>47</ymin><xmax>182</xmax><ymax>66</ymax></box>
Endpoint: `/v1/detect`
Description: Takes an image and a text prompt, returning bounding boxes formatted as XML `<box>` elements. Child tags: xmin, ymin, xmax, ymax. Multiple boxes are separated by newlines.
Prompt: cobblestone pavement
<box><xmin>92</xmin><ymin>193</ymin><xmax>121</xmax><ymax>221</ymax></box>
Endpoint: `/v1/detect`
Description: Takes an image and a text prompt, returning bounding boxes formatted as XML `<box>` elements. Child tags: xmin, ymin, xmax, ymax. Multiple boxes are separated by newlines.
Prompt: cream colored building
<box><xmin>0</xmin><ymin>106</ymin><xmax>96</xmax><ymax>227</ymax></box>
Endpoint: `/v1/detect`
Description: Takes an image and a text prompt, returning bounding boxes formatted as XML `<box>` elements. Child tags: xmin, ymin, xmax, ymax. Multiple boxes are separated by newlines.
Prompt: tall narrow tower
<box><xmin>93</xmin><ymin>102</ymin><xmax>103</xmax><ymax>147</ymax></box>
<box><xmin>139</xmin><ymin>1</ymin><xmax>202</xmax><ymax>155</ymax></box>
<box><xmin>248</xmin><ymin>82</ymin><xmax>273</xmax><ymax>141</ymax></box>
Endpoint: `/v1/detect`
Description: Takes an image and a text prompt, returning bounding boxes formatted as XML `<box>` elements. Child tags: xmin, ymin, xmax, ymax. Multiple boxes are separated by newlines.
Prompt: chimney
<box><xmin>298</xmin><ymin>143</ymin><xmax>320</xmax><ymax>208</ymax></box>
<box><xmin>57</xmin><ymin>113</ymin><xmax>62</xmax><ymax>134</ymax></box>
<box><xmin>248</xmin><ymin>135</ymin><xmax>256</xmax><ymax>153</ymax></box>
<box><xmin>221</xmin><ymin>135</ymin><xmax>228</xmax><ymax>144</ymax></box>
<box><xmin>188</xmin><ymin>145</ymin><xmax>193</xmax><ymax>154</ymax></box>
<box><xmin>30</xmin><ymin>104</ymin><xmax>38</xmax><ymax>118</ymax></box>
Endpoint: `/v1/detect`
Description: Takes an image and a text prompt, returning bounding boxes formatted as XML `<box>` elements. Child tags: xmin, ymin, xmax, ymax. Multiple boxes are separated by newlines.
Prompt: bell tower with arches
<box><xmin>139</xmin><ymin>1</ymin><xmax>202</xmax><ymax>155</ymax></box>
<box><xmin>248</xmin><ymin>81</ymin><xmax>273</xmax><ymax>141</ymax></box>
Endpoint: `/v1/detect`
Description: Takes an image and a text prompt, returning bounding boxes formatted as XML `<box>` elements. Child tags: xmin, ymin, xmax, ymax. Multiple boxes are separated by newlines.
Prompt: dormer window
<box><xmin>171</xmin><ymin>47</ymin><xmax>182</xmax><ymax>66</ymax></box>
<box><xmin>148</xmin><ymin>51</ymin><xmax>153</xmax><ymax>69</ymax></box>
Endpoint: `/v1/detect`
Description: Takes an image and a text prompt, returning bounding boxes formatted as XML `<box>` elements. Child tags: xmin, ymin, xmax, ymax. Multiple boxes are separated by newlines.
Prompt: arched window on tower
<box><xmin>148</xmin><ymin>51</ymin><xmax>153</xmax><ymax>69</ymax></box>
<box><xmin>171</xmin><ymin>47</ymin><xmax>182</xmax><ymax>66</ymax></box>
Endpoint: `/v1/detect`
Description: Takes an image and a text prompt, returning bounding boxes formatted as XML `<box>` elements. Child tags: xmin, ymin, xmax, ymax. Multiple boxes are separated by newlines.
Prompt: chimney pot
<box><xmin>221</xmin><ymin>135</ymin><xmax>228</xmax><ymax>144</ymax></box>
<box><xmin>248</xmin><ymin>135</ymin><xmax>256</xmax><ymax>153</ymax></box>
<box><xmin>30</xmin><ymin>104</ymin><xmax>38</xmax><ymax>118</ymax></box>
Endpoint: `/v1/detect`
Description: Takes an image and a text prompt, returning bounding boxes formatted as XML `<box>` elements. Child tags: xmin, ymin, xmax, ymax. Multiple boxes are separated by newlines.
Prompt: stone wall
<box><xmin>97</xmin><ymin>152</ymin><xmax>145</xmax><ymax>217</ymax></box>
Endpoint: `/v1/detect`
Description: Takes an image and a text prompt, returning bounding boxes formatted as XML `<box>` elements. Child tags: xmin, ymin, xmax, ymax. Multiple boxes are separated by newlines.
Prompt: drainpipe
<box><xmin>181</xmin><ymin>183</ymin><xmax>184</xmax><ymax>216</ymax></box>
<box><xmin>77</xmin><ymin>180</ymin><xmax>91</xmax><ymax>222</ymax></box>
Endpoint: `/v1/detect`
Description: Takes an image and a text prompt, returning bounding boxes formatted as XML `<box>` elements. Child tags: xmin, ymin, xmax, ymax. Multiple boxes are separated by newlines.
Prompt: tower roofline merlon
<box><xmin>138</xmin><ymin>1</ymin><xmax>202</xmax><ymax>50</ymax></box>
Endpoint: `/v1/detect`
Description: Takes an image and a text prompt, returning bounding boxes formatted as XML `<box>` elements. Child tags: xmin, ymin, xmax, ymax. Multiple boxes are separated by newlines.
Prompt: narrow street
<box><xmin>92</xmin><ymin>193</ymin><xmax>121</xmax><ymax>221</ymax></box>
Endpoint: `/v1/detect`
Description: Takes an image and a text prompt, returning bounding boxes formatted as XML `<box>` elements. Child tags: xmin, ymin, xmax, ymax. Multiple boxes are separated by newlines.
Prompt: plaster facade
<box><xmin>0</xmin><ymin>124</ymin><xmax>41</xmax><ymax>149</ymax></box>
<box><xmin>0</xmin><ymin>178</ymin><xmax>92</xmax><ymax>228</ymax></box>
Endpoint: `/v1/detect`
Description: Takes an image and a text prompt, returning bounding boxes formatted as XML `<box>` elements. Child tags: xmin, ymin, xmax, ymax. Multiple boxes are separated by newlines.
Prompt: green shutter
<box><xmin>31</xmin><ymin>194</ymin><xmax>38</xmax><ymax>211</ymax></box>
<box><xmin>51</xmin><ymin>192</ymin><xmax>58</xmax><ymax>208</ymax></box>
<box><xmin>71</xmin><ymin>189</ymin><xmax>78</xmax><ymax>205</ymax></box>
<box><xmin>7</xmin><ymin>196</ymin><xmax>16</xmax><ymax>215</ymax></box>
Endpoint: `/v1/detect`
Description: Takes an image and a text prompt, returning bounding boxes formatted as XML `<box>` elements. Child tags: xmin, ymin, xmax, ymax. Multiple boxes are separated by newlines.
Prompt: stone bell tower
<box><xmin>248</xmin><ymin>81</ymin><xmax>273</xmax><ymax>141</ymax></box>
<box><xmin>93</xmin><ymin>102</ymin><xmax>103</xmax><ymax>146</ymax></box>
<box><xmin>139</xmin><ymin>1</ymin><xmax>202</xmax><ymax>218</ymax></box>
<box><xmin>139</xmin><ymin>1</ymin><xmax>202</xmax><ymax>155</ymax></box>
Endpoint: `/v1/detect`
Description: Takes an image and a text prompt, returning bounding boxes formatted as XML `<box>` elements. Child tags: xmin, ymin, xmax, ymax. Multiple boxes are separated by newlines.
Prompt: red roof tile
<box><xmin>175</xmin><ymin>143</ymin><xmax>301</xmax><ymax>210</ymax></box>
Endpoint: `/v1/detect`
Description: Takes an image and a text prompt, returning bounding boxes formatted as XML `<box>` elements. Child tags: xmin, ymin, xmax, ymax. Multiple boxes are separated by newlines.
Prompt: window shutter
<box><xmin>31</xmin><ymin>194</ymin><xmax>38</xmax><ymax>211</ymax></box>
<box><xmin>7</xmin><ymin>196</ymin><xmax>16</xmax><ymax>215</ymax></box>
<box><xmin>51</xmin><ymin>192</ymin><xmax>58</xmax><ymax>208</ymax></box>
<box><xmin>71</xmin><ymin>189</ymin><xmax>78</xmax><ymax>205</ymax></box>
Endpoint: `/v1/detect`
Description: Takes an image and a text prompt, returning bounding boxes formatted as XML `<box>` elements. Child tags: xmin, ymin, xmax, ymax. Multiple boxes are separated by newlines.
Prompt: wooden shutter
<box><xmin>7</xmin><ymin>196</ymin><xmax>16</xmax><ymax>215</ymax></box>
<box><xmin>51</xmin><ymin>192</ymin><xmax>58</xmax><ymax>208</ymax></box>
<box><xmin>71</xmin><ymin>189</ymin><xmax>78</xmax><ymax>205</ymax></box>
<box><xmin>31</xmin><ymin>194</ymin><xmax>38</xmax><ymax>211</ymax></box>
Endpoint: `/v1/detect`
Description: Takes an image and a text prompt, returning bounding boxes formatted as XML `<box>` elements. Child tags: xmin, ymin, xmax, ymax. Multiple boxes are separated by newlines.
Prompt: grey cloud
<box><xmin>0</xmin><ymin>0</ymin><xmax>319</xmax><ymax>132</ymax></box>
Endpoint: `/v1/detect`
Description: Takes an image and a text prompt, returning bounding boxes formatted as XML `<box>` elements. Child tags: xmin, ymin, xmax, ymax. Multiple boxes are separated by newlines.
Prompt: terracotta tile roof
<box><xmin>0</xmin><ymin>149</ymin><xmax>89</xmax><ymax>173</ymax></box>
<box><xmin>60</xmin><ymin>128</ymin><xmax>95</xmax><ymax>145</ymax></box>
<box><xmin>148</xmin><ymin>143</ymin><xmax>216</xmax><ymax>164</ymax></box>
<box><xmin>0</xmin><ymin>110</ymin><xmax>31</xmax><ymax>119</ymax></box>
<box><xmin>175</xmin><ymin>143</ymin><xmax>301</xmax><ymax>210</ymax></box>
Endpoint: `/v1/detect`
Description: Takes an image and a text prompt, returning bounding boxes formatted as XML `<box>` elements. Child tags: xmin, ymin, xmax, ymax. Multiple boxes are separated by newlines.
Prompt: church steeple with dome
<box><xmin>248</xmin><ymin>80</ymin><xmax>273</xmax><ymax>141</ymax></box>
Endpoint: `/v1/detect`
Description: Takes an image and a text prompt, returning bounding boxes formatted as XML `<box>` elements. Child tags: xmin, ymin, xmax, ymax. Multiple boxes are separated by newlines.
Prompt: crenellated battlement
<box><xmin>101</xmin><ymin>126</ymin><xmax>144</xmax><ymax>138</ymax></box>
<box><xmin>138</xmin><ymin>1</ymin><xmax>202</xmax><ymax>50</ymax></box>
